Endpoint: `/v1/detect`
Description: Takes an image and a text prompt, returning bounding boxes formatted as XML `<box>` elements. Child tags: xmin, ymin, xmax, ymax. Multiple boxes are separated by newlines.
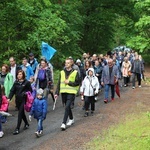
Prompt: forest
<box><xmin>0</xmin><ymin>0</ymin><xmax>149</xmax><ymax>67</ymax></box>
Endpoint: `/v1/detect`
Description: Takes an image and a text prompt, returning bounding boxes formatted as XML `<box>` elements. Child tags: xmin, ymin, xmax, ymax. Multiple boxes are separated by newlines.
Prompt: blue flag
<box><xmin>41</xmin><ymin>41</ymin><xmax>57</xmax><ymax>61</ymax></box>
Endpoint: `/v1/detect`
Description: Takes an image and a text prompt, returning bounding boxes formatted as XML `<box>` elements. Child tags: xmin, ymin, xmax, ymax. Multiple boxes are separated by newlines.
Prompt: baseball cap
<box><xmin>29</xmin><ymin>53</ymin><xmax>34</xmax><ymax>57</ymax></box>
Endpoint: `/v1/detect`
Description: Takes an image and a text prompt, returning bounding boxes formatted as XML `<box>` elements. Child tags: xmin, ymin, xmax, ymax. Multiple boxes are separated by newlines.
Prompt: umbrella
<box><xmin>41</xmin><ymin>41</ymin><xmax>57</xmax><ymax>61</ymax></box>
<box><xmin>115</xmin><ymin>81</ymin><xmax>120</xmax><ymax>98</ymax></box>
<box><xmin>53</xmin><ymin>99</ymin><xmax>57</xmax><ymax>110</ymax></box>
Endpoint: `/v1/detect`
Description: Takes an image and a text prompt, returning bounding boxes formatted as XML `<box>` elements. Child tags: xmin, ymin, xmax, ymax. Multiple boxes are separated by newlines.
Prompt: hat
<box><xmin>40</xmin><ymin>56</ymin><xmax>46</xmax><ymax>61</ymax></box>
<box><xmin>29</xmin><ymin>53</ymin><xmax>34</xmax><ymax>57</ymax></box>
<box><xmin>37</xmin><ymin>88</ymin><xmax>44</xmax><ymax>95</ymax></box>
<box><xmin>69</xmin><ymin>56</ymin><xmax>73</xmax><ymax>60</ymax></box>
<box><xmin>76</xmin><ymin>59</ymin><xmax>81</xmax><ymax>63</ymax></box>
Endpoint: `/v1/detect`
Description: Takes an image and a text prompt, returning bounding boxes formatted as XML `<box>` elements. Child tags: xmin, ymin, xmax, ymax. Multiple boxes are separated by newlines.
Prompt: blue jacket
<box><xmin>20</xmin><ymin>65</ymin><xmax>34</xmax><ymax>80</ymax></box>
<box><xmin>28</xmin><ymin>58</ymin><xmax>38</xmax><ymax>73</ymax></box>
<box><xmin>30</xmin><ymin>98</ymin><xmax>47</xmax><ymax>120</ymax></box>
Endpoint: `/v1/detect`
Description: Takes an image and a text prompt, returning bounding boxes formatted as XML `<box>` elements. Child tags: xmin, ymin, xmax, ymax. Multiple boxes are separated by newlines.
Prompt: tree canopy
<box><xmin>0</xmin><ymin>0</ymin><xmax>149</xmax><ymax>67</ymax></box>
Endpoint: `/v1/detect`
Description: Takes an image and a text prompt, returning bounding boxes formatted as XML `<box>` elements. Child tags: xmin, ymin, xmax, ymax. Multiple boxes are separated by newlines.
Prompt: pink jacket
<box><xmin>0</xmin><ymin>95</ymin><xmax>9</xmax><ymax>112</ymax></box>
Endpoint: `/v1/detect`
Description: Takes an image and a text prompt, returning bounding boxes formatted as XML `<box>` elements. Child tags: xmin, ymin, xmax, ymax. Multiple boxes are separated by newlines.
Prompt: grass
<box><xmin>85</xmin><ymin>112</ymin><xmax>150</xmax><ymax>150</ymax></box>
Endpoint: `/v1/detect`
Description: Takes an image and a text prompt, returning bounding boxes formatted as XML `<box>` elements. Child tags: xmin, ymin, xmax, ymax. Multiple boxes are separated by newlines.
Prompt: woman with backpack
<box><xmin>8</xmin><ymin>70</ymin><xmax>32</xmax><ymax>135</ymax></box>
<box><xmin>35</xmin><ymin>59</ymin><xmax>53</xmax><ymax>100</ymax></box>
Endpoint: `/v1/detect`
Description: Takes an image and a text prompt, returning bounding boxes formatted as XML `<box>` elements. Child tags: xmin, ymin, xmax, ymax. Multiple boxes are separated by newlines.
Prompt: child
<box><xmin>0</xmin><ymin>85</ymin><xmax>9</xmax><ymax>138</ymax></box>
<box><xmin>29</xmin><ymin>88</ymin><xmax>47</xmax><ymax>137</ymax></box>
<box><xmin>80</xmin><ymin>68</ymin><xmax>99</xmax><ymax>117</ymax></box>
<box><xmin>29</xmin><ymin>77</ymin><xmax>36</xmax><ymax>99</ymax></box>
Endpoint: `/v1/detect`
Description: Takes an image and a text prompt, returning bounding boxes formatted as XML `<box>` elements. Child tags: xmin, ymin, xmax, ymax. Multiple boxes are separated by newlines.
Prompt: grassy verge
<box><xmin>86</xmin><ymin>112</ymin><xmax>150</xmax><ymax>150</ymax></box>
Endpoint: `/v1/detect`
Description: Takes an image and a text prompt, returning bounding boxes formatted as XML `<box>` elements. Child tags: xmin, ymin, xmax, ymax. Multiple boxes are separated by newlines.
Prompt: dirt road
<box><xmin>0</xmin><ymin>67</ymin><xmax>150</xmax><ymax>150</ymax></box>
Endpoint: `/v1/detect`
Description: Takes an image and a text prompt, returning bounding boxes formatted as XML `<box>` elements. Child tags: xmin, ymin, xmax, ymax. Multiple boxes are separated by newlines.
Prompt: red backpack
<box><xmin>24</xmin><ymin>91</ymin><xmax>34</xmax><ymax>112</ymax></box>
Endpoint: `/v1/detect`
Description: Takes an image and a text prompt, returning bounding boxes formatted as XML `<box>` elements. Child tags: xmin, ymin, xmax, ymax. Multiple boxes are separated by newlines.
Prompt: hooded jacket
<box><xmin>80</xmin><ymin>68</ymin><xmax>99</xmax><ymax>96</ymax></box>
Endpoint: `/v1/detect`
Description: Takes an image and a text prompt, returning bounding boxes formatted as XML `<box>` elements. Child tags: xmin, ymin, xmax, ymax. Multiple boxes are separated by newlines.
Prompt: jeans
<box><xmin>61</xmin><ymin>93</ymin><xmax>75</xmax><ymax>124</ymax></box>
<box><xmin>132</xmin><ymin>73</ymin><xmax>141</xmax><ymax>86</ymax></box>
<box><xmin>37</xmin><ymin>119</ymin><xmax>43</xmax><ymax>131</ymax></box>
<box><xmin>104</xmin><ymin>84</ymin><xmax>115</xmax><ymax>100</ymax></box>
<box><xmin>84</xmin><ymin>96</ymin><xmax>95</xmax><ymax>111</ymax></box>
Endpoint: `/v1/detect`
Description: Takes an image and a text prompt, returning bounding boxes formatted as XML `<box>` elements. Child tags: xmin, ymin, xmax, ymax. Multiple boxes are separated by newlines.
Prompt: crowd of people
<box><xmin>0</xmin><ymin>50</ymin><xmax>145</xmax><ymax>138</ymax></box>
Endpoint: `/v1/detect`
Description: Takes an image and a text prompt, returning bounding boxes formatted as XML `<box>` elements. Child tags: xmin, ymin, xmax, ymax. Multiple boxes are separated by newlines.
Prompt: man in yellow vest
<box><xmin>54</xmin><ymin>58</ymin><xmax>80</xmax><ymax>130</ymax></box>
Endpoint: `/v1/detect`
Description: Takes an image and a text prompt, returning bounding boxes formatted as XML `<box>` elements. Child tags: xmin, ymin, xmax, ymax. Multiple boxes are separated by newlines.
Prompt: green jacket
<box><xmin>4</xmin><ymin>73</ymin><xmax>14</xmax><ymax>97</ymax></box>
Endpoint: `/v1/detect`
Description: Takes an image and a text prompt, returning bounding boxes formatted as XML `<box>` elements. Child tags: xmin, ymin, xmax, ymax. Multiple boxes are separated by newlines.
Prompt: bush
<box><xmin>142</xmin><ymin>54</ymin><xmax>150</xmax><ymax>64</ymax></box>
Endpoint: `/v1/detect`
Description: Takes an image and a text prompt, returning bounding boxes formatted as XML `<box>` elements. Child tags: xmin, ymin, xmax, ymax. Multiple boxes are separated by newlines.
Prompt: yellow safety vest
<box><xmin>60</xmin><ymin>70</ymin><xmax>79</xmax><ymax>94</ymax></box>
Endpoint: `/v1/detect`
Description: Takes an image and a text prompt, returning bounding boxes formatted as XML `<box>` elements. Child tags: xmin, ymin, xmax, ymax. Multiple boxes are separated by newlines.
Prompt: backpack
<box><xmin>24</xmin><ymin>91</ymin><xmax>34</xmax><ymax>112</ymax></box>
<box><xmin>37</xmin><ymin>69</ymin><xmax>46</xmax><ymax>81</ymax></box>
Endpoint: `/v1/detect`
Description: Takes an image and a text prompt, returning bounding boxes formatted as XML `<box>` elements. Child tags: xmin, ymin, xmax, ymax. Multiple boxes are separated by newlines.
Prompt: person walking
<box><xmin>20</xmin><ymin>57</ymin><xmax>34</xmax><ymax>81</ymax></box>
<box><xmin>28</xmin><ymin>53</ymin><xmax>38</xmax><ymax>73</ymax></box>
<box><xmin>35</xmin><ymin>59</ymin><xmax>53</xmax><ymax>100</ymax></box>
<box><xmin>0</xmin><ymin>64</ymin><xmax>14</xmax><ymax>97</ymax></box>
<box><xmin>122</xmin><ymin>57</ymin><xmax>131</xmax><ymax>87</ymax></box>
<box><xmin>29</xmin><ymin>88</ymin><xmax>47</xmax><ymax>137</ymax></box>
<box><xmin>8</xmin><ymin>70</ymin><xmax>32</xmax><ymax>135</ymax></box>
<box><xmin>80</xmin><ymin>68</ymin><xmax>99</xmax><ymax>117</ymax></box>
<box><xmin>101</xmin><ymin>59</ymin><xmax>120</xmax><ymax>103</ymax></box>
<box><xmin>54</xmin><ymin>58</ymin><xmax>80</xmax><ymax>130</ymax></box>
<box><xmin>9</xmin><ymin>57</ymin><xmax>22</xmax><ymax>110</ymax></box>
<box><xmin>131</xmin><ymin>55</ymin><xmax>144</xmax><ymax>89</ymax></box>
<box><xmin>9</xmin><ymin>57</ymin><xmax>22</xmax><ymax>83</ymax></box>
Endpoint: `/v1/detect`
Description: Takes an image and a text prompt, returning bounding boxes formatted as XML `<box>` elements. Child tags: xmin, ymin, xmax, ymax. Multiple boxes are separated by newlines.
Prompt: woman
<box><xmin>0</xmin><ymin>64</ymin><xmax>13</xmax><ymax>97</ymax></box>
<box><xmin>80</xmin><ymin>68</ymin><xmax>99</xmax><ymax>117</ymax></box>
<box><xmin>8</xmin><ymin>70</ymin><xmax>32</xmax><ymax>135</ymax></box>
<box><xmin>35</xmin><ymin>59</ymin><xmax>53</xmax><ymax>100</ymax></box>
<box><xmin>122</xmin><ymin>57</ymin><xmax>131</xmax><ymax>87</ymax></box>
<box><xmin>83</xmin><ymin>60</ymin><xmax>92</xmax><ymax>79</ymax></box>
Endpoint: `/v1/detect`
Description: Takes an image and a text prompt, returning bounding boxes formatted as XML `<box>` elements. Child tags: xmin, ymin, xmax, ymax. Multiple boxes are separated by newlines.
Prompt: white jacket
<box><xmin>80</xmin><ymin>68</ymin><xmax>99</xmax><ymax>96</ymax></box>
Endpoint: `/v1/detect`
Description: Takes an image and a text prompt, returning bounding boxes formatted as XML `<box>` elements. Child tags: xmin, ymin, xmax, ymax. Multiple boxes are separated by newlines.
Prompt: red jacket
<box><xmin>0</xmin><ymin>95</ymin><xmax>9</xmax><ymax>112</ymax></box>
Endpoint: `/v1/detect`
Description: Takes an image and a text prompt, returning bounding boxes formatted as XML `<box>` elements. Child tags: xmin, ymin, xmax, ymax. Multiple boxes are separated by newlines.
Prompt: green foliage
<box><xmin>0</xmin><ymin>0</ymin><xmax>149</xmax><ymax>68</ymax></box>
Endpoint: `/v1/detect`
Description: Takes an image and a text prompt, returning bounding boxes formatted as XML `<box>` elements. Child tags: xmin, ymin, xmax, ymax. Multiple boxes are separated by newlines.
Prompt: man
<box><xmin>9</xmin><ymin>57</ymin><xmax>22</xmax><ymax>110</ymax></box>
<box><xmin>9</xmin><ymin>57</ymin><xmax>22</xmax><ymax>82</ymax></box>
<box><xmin>54</xmin><ymin>58</ymin><xmax>80</xmax><ymax>130</ymax></box>
<box><xmin>131</xmin><ymin>55</ymin><xmax>144</xmax><ymax>89</ymax></box>
<box><xmin>28</xmin><ymin>53</ymin><xmax>38</xmax><ymax>73</ymax></box>
<box><xmin>20</xmin><ymin>57</ymin><xmax>34</xmax><ymax>80</ymax></box>
<box><xmin>101</xmin><ymin>59</ymin><xmax>119</xmax><ymax>103</ymax></box>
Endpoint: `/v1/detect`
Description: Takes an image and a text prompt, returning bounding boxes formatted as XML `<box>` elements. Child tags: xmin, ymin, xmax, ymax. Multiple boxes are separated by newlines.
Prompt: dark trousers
<box><xmin>132</xmin><ymin>73</ymin><xmax>141</xmax><ymax>86</ymax></box>
<box><xmin>61</xmin><ymin>93</ymin><xmax>75</xmax><ymax>124</ymax></box>
<box><xmin>16</xmin><ymin>101</ymin><xmax>28</xmax><ymax>130</ymax></box>
<box><xmin>84</xmin><ymin>96</ymin><xmax>95</xmax><ymax>111</ymax></box>
<box><xmin>124</xmin><ymin>77</ymin><xmax>129</xmax><ymax>85</ymax></box>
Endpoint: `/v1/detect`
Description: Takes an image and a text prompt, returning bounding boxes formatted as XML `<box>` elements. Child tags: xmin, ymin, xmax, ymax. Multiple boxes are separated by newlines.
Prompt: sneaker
<box><xmin>124</xmin><ymin>84</ymin><xmax>127</xmax><ymax>87</ymax></box>
<box><xmin>94</xmin><ymin>96</ymin><xmax>98</xmax><ymax>101</ymax></box>
<box><xmin>66</xmin><ymin>119</ymin><xmax>74</xmax><ymax>126</ymax></box>
<box><xmin>139</xmin><ymin>85</ymin><xmax>141</xmax><ymax>88</ymax></box>
<box><xmin>111</xmin><ymin>98</ymin><xmax>114</xmax><ymax>101</ymax></box>
<box><xmin>60</xmin><ymin>123</ymin><xmax>66</xmax><ymax>130</ymax></box>
<box><xmin>39</xmin><ymin>130</ymin><xmax>43</xmax><ymax>135</ymax></box>
<box><xmin>13</xmin><ymin>129</ymin><xmax>20</xmax><ymax>135</ymax></box>
<box><xmin>104</xmin><ymin>99</ymin><xmax>108</xmax><ymax>103</ymax></box>
<box><xmin>84</xmin><ymin>112</ymin><xmax>89</xmax><ymax>117</ymax></box>
<box><xmin>132</xmin><ymin>86</ymin><xmax>135</xmax><ymax>89</ymax></box>
<box><xmin>0</xmin><ymin>131</ymin><xmax>4</xmax><ymax>138</ymax></box>
<box><xmin>35</xmin><ymin>131</ymin><xmax>40</xmax><ymax>137</ymax></box>
<box><xmin>23</xmin><ymin>124</ymin><xmax>29</xmax><ymax>130</ymax></box>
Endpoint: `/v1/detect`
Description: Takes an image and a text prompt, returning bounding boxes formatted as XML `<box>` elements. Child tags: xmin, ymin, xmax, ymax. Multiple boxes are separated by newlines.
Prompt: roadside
<box><xmin>0</xmin><ymin>66</ymin><xmax>149</xmax><ymax>150</ymax></box>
